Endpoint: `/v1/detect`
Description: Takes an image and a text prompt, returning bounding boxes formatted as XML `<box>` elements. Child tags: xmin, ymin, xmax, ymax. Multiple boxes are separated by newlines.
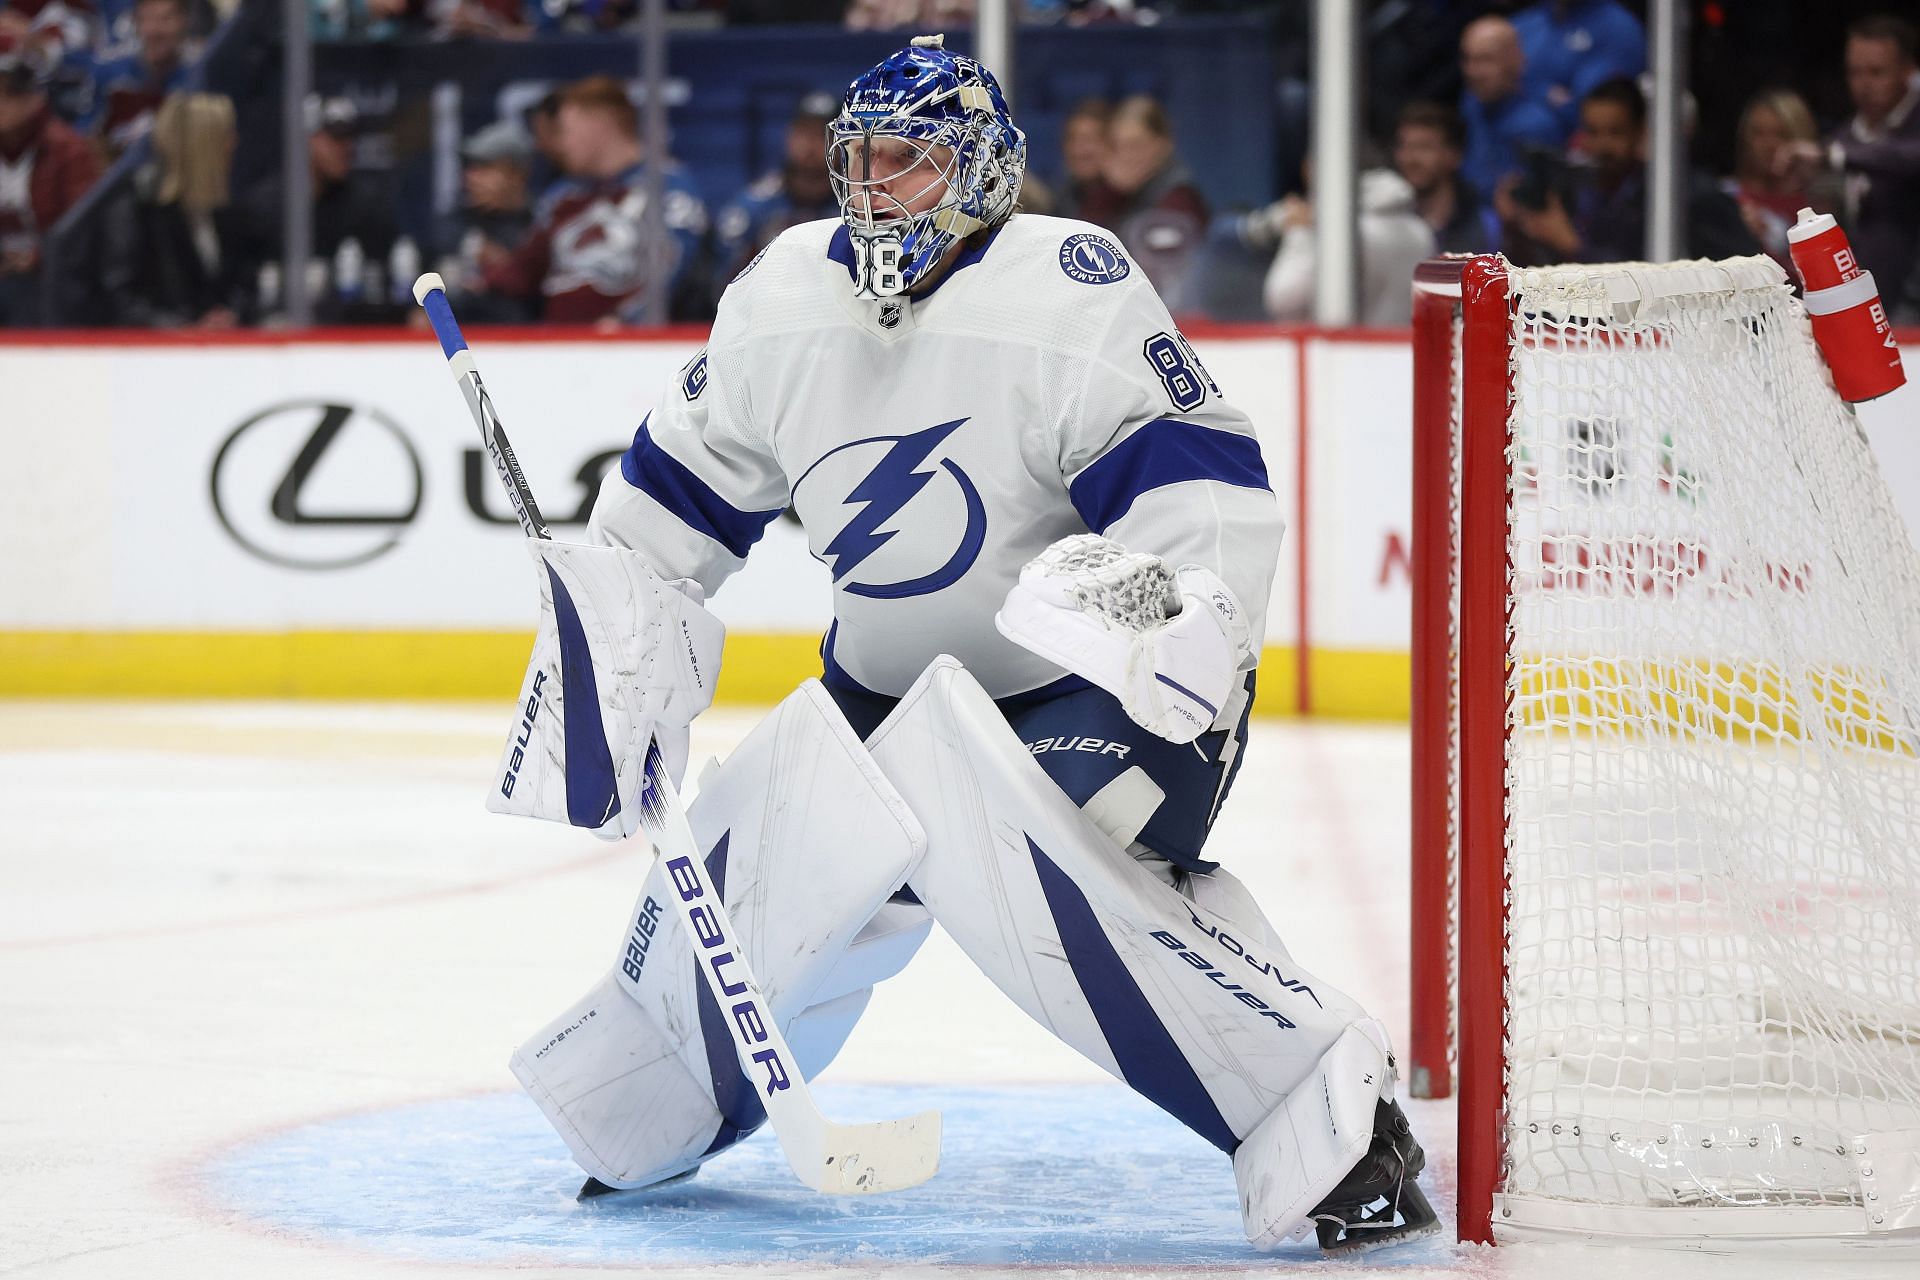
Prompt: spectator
<box><xmin>99</xmin><ymin>0</ymin><xmax>222</xmax><ymax>60</ymax></box>
<box><xmin>844</xmin><ymin>0</ymin><xmax>972</xmax><ymax>32</ymax></box>
<box><xmin>86</xmin><ymin>0</ymin><xmax>195</xmax><ymax>159</ymax></box>
<box><xmin>1077</xmin><ymin>95</ymin><xmax>1207</xmax><ymax>307</ymax></box>
<box><xmin>456</xmin><ymin>120</ymin><xmax>533</xmax><ymax>246</ymax></box>
<box><xmin>230</xmin><ymin>95</ymin><xmax>398</xmax><ymax>319</ymax></box>
<box><xmin>1496</xmin><ymin>77</ymin><xmax>1758</xmax><ymax>266</ymax></box>
<box><xmin>1724</xmin><ymin>89</ymin><xmax>1819</xmax><ymax>275</ymax></box>
<box><xmin>0</xmin><ymin>35</ymin><xmax>100</xmax><ymax>324</ymax></box>
<box><xmin>475</xmin><ymin>74</ymin><xmax>706</xmax><ymax>325</ymax></box>
<box><xmin>98</xmin><ymin>91</ymin><xmax>245</xmax><ymax>326</ymax></box>
<box><xmin>711</xmin><ymin>91</ymin><xmax>836</xmax><ymax>296</ymax></box>
<box><xmin>0</xmin><ymin>1</ymin><xmax>92</xmax><ymax>70</ymax></box>
<box><xmin>1781</xmin><ymin>15</ymin><xmax>1920</xmax><ymax>320</ymax></box>
<box><xmin>434</xmin><ymin>119</ymin><xmax>535</xmax><ymax>321</ymax></box>
<box><xmin>1053</xmin><ymin>97</ymin><xmax>1111</xmax><ymax>222</ymax></box>
<box><xmin>1252</xmin><ymin>163</ymin><xmax>1435</xmax><ymax>327</ymax></box>
<box><xmin>1458</xmin><ymin>15</ymin><xmax>1562</xmax><ymax>198</ymax></box>
<box><xmin>1394</xmin><ymin>100</ymin><xmax>1499</xmax><ymax>254</ymax></box>
<box><xmin>1511</xmin><ymin>0</ymin><xmax>1647</xmax><ymax>137</ymax></box>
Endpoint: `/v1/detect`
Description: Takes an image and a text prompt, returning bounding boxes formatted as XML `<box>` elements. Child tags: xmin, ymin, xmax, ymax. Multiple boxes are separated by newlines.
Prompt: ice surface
<box><xmin>5</xmin><ymin>700</ymin><xmax>1906</xmax><ymax>1279</ymax></box>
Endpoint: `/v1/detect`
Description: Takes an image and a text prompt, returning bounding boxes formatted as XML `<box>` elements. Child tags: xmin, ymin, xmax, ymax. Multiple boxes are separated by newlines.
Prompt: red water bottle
<box><xmin>1786</xmin><ymin>208</ymin><xmax>1906</xmax><ymax>403</ymax></box>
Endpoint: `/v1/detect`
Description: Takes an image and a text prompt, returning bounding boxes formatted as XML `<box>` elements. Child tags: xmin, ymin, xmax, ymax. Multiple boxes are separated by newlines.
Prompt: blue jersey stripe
<box><xmin>620</xmin><ymin>417</ymin><xmax>783</xmax><ymax>559</ymax></box>
<box><xmin>1068</xmin><ymin>419</ymin><xmax>1271</xmax><ymax>534</ymax></box>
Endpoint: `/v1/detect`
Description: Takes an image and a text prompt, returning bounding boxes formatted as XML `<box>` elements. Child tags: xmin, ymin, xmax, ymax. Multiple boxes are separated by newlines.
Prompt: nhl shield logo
<box><xmin>879</xmin><ymin>300</ymin><xmax>903</xmax><ymax>330</ymax></box>
<box><xmin>1059</xmin><ymin>233</ymin><xmax>1130</xmax><ymax>285</ymax></box>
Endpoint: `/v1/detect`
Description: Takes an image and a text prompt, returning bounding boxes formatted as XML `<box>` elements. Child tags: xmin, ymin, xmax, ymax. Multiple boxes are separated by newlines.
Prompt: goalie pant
<box><xmin>514</xmin><ymin>659</ymin><xmax>1397</xmax><ymax>1249</ymax></box>
<box><xmin>824</xmin><ymin>659</ymin><xmax>1257</xmax><ymax>873</ymax></box>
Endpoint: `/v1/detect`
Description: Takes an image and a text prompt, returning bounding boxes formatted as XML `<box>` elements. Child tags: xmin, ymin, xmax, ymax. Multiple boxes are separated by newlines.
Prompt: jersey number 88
<box><xmin>1143</xmin><ymin>331</ymin><xmax>1220</xmax><ymax>412</ymax></box>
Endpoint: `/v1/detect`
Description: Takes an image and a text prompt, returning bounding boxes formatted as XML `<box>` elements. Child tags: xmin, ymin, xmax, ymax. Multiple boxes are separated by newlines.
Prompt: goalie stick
<box><xmin>411</xmin><ymin>272</ymin><xmax>941</xmax><ymax>1195</ymax></box>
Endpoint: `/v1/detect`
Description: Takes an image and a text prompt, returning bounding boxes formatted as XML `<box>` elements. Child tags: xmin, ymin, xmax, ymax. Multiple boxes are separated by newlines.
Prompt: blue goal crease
<box><xmin>202</xmin><ymin>1084</ymin><xmax>1458</xmax><ymax>1270</ymax></box>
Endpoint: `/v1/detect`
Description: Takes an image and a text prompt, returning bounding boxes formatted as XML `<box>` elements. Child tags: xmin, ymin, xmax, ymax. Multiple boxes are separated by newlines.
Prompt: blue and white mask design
<box><xmin>827</xmin><ymin>35</ymin><xmax>1027</xmax><ymax>299</ymax></box>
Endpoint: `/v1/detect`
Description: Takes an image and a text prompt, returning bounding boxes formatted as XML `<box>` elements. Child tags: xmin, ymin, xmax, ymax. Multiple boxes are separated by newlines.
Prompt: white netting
<box><xmin>1486</xmin><ymin>259</ymin><xmax>1920</xmax><ymax>1222</ymax></box>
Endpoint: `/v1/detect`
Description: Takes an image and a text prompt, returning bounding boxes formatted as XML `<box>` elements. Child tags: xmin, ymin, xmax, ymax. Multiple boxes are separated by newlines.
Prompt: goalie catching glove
<box><xmin>488</xmin><ymin>540</ymin><xmax>725</xmax><ymax>840</ymax></box>
<box><xmin>995</xmin><ymin>535</ymin><xmax>1252</xmax><ymax>744</ymax></box>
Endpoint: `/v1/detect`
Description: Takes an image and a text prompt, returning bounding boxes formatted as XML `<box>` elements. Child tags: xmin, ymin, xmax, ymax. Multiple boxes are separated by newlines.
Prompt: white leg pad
<box><xmin>808</xmin><ymin>900</ymin><xmax>934</xmax><ymax>1008</ymax></box>
<box><xmin>788</xmin><ymin>902</ymin><xmax>934</xmax><ymax>1076</ymax></box>
<box><xmin>511</xmin><ymin>973</ymin><xmax>715</xmax><ymax>1187</ymax></box>
<box><xmin>786</xmin><ymin>988</ymin><xmax>872</xmax><ymax>1080</ymax></box>
<box><xmin>1234</xmin><ymin>1017</ymin><xmax>1396</xmax><ymax>1249</ymax></box>
<box><xmin>866</xmin><ymin>657</ymin><xmax>1377</xmax><ymax>1166</ymax></box>
<box><xmin>511</xmin><ymin>680</ymin><xmax>926</xmax><ymax>1188</ymax></box>
<box><xmin>1180</xmin><ymin>865</ymin><xmax>1288</xmax><ymax>956</ymax></box>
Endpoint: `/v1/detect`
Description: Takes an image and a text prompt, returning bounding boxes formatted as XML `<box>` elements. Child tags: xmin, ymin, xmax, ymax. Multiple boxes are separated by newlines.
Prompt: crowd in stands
<box><xmin>1</xmin><ymin>0</ymin><xmax>1917</xmax><ymax>328</ymax></box>
<box><xmin>1212</xmin><ymin>5</ymin><xmax>1916</xmax><ymax>325</ymax></box>
<box><xmin>0</xmin><ymin>0</ymin><xmax>241</xmax><ymax>323</ymax></box>
<box><xmin>305</xmin><ymin>0</ymin><xmax>1171</xmax><ymax>40</ymax></box>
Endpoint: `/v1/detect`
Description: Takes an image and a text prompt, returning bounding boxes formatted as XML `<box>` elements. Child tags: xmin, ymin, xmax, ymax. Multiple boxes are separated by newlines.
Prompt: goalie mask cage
<box><xmin>1408</xmin><ymin>254</ymin><xmax>1920</xmax><ymax>1249</ymax></box>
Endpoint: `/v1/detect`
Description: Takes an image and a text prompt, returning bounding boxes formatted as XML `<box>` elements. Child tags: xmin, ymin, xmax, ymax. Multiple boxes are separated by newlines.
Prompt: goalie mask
<box><xmin>828</xmin><ymin>34</ymin><xmax>1026</xmax><ymax>299</ymax></box>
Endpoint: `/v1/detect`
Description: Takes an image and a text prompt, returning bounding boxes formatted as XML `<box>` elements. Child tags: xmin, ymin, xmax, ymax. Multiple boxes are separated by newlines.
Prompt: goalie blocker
<box><xmin>488</xmin><ymin>539</ymin><xmax>724</xmax><ymax>837</ymax></box>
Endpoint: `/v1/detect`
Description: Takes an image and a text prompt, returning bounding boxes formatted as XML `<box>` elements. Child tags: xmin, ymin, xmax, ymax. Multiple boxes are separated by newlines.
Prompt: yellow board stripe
<box><xmin>0</xmin><ymin>631</ymin><xmax>1348</xmax><ymax>716</ymax></box>
<box><xmin>1304</xmin><ymin>648</ymin><xmax>1409</xmax><ymax>721</ymax></box>
<box><xmin>0</xmin><ymin>630</ymin><xmax>538</xmax><ymax>700</ymax></box>
<box><xmin>7</xmin><ymin>634</ymin><xmax>1900</xmax><ymax>752</ymax></box>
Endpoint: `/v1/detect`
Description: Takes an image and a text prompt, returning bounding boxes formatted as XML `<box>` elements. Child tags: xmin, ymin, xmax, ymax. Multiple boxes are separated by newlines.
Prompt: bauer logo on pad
<box><xmin>1059</xmin><ymin>233</ymin><xmax>1130</xmax><ymax>285</ymax></box>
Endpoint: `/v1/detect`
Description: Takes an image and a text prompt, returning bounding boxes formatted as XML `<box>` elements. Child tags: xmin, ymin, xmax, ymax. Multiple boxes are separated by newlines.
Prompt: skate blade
<box><xmin>1316</xmin><ymin>1213</ymin><xmax>1445</xmax><ymax>1258</ymax></box>
<box><xmin>576</xmin><ymin>1167</ymin><xmax>699</xmax><ymax>1201</ymax></box>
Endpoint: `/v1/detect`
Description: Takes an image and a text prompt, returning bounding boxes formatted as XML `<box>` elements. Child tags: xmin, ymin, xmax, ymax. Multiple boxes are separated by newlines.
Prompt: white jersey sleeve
<box><xmin>587</xmin><ymin>295</ymin><xmax>788</xmax><ymax>597</ymax></box>
<box><xmin>1058</xmin><ymin>273</ymin><xmax>1285</xmax><ymax>651</ymax></box>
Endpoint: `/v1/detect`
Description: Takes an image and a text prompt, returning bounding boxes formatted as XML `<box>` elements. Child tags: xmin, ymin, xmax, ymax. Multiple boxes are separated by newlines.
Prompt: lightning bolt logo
<box><xmin>801</xmin><ymin>418</ymin><xmax>988</xmax><ymax>601</ymax></box>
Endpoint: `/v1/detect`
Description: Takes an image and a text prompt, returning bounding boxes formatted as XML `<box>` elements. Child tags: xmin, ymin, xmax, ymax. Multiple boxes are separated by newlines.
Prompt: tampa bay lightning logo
<box><xmin>793</xmin><ymin>418</ymin><xmax>987</xmax><ymax>600</ymax></box>
<box><xmin>1059</xmin><ymin>233</ymin><xmax>1130</xmax><ymax>285</ymax></box>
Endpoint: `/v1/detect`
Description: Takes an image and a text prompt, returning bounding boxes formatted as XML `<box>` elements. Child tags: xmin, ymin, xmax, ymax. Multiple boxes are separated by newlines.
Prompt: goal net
<box><xmin>1410</xmin><ymin>254</ymin><xmax>1920</xmax><ymax>1247</ymax></box>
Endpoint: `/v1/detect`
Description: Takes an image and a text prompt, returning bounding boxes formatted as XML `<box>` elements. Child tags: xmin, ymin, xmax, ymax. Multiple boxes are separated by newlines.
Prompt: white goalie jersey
<box><xmin>588</xmin><ymin>214</ymin><xmax>1284</xmax><ymax>700</ymax></box>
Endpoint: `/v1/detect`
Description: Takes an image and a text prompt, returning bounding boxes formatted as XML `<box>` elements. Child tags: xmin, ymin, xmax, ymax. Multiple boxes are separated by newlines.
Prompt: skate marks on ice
<box><xmin>199</xmin><ymin>1083</ymin><xmax>1463</xmax><ymax>1270</ymax></box>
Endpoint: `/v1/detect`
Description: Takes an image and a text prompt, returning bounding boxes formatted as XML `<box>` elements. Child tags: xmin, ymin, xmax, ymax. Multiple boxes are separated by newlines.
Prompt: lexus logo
<box><xmin>210</xmin><ymin>401</ymin><xmax>424</xmax><ymax>570</ymax></box>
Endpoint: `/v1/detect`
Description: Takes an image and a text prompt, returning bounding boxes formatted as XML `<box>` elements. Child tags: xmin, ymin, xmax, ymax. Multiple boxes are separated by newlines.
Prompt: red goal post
<box><xmin>1408</xmin><ymin>253</ymin><xmax>1920</xmax><ymax>1250</ymax></box>
<box><xmin>1409</xmin><ymin>255</ymin><xmax>1510</xmax><ymax>1244</ymax></box>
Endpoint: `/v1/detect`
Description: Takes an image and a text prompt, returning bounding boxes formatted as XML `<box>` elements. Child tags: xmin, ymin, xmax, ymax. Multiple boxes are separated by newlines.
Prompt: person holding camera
<box><xmin>1494</xmin><ymin>77</ymin><xmax>1756</xmax><ymax>266</ymax></box>
<box><xmin>1775</xmin><ymin>16</ymin><xmax>1920</xmax><ymax>322</ymax></box>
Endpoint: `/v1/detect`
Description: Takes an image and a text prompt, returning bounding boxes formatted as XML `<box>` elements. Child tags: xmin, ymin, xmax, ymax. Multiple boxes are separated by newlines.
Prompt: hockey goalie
<box><xmin>491</xmin><ymin>36</ymin><xmax>1437</xmax><ymax>1255</ymax></box>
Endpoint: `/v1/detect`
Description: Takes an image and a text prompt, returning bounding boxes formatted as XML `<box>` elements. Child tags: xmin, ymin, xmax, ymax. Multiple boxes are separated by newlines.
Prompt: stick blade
<box><xmin>797</xmin><ymin>1108</ymin><xmax>942</xmax><ymax>1195</ymax></box>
